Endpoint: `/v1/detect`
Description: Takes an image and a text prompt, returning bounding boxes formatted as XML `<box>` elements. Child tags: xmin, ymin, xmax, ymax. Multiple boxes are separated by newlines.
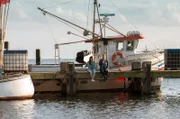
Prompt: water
<box><xmin>1</xmin><ymin>78</ymin><xmax>180</xmax><ymax>119</ymax></box>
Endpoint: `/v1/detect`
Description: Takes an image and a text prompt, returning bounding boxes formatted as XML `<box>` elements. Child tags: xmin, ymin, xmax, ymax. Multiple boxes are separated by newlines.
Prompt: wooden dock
<box><xmin>28</xmin><ymin>62</ymin><xmax>180</xmax><ymax>96</ymax></box>
<box><xmin>29</xmin><ymin>70</ymin><xmax>180</xmax><ymax>80</ymax></box>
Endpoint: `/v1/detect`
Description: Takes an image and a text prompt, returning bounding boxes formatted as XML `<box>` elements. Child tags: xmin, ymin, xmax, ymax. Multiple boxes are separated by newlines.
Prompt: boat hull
<box><xmin>33</xmin><ymin>76</ymin><xmax>162</xmax><ymax>93</ymax></box>
<box><xmin>0</xmin><ymin>74</ymin><xmax>34</xmax><ymax>100</ymax></box>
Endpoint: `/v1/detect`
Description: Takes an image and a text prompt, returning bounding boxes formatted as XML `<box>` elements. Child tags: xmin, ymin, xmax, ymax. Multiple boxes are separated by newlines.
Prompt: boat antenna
<box><xmin>37</xmin><ymin>7</ymin><xmax>99</xmax><ymax>37</ymax></box>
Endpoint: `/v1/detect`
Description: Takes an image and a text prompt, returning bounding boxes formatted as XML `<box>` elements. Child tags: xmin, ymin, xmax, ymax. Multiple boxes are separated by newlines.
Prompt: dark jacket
<box><xmin>99</xmin><ymin>59</ymin><xmax>108</xmax><ymax>70</ymax></box>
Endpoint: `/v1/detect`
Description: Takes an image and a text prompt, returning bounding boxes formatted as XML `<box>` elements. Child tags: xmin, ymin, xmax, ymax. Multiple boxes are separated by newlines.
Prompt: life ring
<box><xmin>112</xmin><ymin>52</ymin><xmax>125</xmax><ymax>66</ymax></box>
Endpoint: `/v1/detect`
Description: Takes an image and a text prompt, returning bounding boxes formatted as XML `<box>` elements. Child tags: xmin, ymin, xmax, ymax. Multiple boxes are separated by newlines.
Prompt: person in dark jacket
<box><xmin>99</xmin><ymin>54</ymin><xmax>108</xmax><ymax>80</ymax></box>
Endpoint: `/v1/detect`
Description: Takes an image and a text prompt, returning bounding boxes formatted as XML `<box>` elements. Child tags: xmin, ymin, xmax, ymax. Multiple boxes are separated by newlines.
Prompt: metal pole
<box><xmin>92</xmin><ymin>0</ymin><xmax>96</xmax><ymax>39</ymax></box>
<box><xmin>58</xmin><ymin>45</ymin><xmax>60</xmax><ymax>64</ymax></box>
<box><xmin>54</xmin><ymin>44</ymin><xmax>56</xmax><ymax>64</ymax></box>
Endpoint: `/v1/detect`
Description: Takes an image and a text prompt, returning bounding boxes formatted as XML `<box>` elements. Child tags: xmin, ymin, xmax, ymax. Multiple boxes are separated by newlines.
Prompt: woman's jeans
<box><xmin>88</xmin><ymin>69</ymin><xmax>96</xmax><ymax>78</ymax></box>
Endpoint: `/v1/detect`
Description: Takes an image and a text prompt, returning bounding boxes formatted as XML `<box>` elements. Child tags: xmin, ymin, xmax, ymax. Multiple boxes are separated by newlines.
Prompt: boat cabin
<box><xmin>84</xmin><ymin>31</ymin><xmax>144</xmax><ymax>69</ymax></box>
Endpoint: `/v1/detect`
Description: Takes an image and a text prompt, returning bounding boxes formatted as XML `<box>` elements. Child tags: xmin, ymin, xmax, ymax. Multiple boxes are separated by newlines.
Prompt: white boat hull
<box><xmin>0</xmin><ymin>74</ymin><xmax>34</xmax><ymax>100</ymax></box>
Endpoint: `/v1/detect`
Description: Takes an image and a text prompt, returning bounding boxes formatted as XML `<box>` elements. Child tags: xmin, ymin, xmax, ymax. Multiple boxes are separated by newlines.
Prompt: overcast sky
<box><xmin>5</xmin><ymin>0</ymin><xmax>180</xmax><ymax>59</ymax></box>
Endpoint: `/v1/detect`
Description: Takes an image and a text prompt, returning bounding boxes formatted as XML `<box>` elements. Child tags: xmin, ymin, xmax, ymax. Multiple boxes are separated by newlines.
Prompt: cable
<box><xmin>108</xmin><ymin>0</ymin><xmax>159</xmax><ymax>50</ymax></box>
<box><xmin>53</xmin><ymin>16</ymin><xmax>91</xmax><ymax>39</ymax></box>
<box><xmin>108</xmin><ymin>0</ymin><xmax>139</xmax><ymax>30</ymax></box>
<box><xmin>43</xmin><ymin>0</ymin><xmax>77</xmax><ymax>9</ymax></box>
<box><xmin>44</xmin><ymin>15</ymin><xmax>58</xmax><ymax>44</ymax></box>
<box><xmin>106</xmin><ymin>24</ymin><xmax>126</xmax><ymax>36</ymax></box>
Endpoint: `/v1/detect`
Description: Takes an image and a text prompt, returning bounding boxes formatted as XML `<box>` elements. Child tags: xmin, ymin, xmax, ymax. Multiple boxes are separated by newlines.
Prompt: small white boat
<box><xmin>0</xmin><ymin>73</ymin><xmax>34</xmax><ymax>100</ymax></box>
<box><xmin>0</xmin><ymin>1</ymin><xmax>35</xmax><ymax>100</ymax></box>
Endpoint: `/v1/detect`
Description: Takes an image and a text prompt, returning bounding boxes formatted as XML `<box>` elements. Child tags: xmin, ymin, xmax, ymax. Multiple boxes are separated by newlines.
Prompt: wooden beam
<box><xmin>29</xmin><ymin>70</ymin><xmax>180</xmax><ymax>80</ymax></box>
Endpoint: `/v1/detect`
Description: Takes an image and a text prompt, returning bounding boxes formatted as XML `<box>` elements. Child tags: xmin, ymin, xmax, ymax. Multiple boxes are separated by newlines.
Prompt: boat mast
<box><xmin>0</xmin><ymin>1</ymin><xmax>11</xmax><ymax>78</ymax></box>
<box><xmin>92</xmin><ymin>0</ymin><xmax>103</xmax><ymax>39</ymax></box>
<box><xmin>0</xmin><ymin>5</ymin><xmax>3</xmax><ymax>75</ymax></box>
<box><xmin>92</xmin><ymin>0</ymin><xmax>96</xmax><ymax>39</ymax></box>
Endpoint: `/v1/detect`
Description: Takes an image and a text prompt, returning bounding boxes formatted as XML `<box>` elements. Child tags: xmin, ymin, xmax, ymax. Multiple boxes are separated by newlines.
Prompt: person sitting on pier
<box><xmin>87</xmin><ymin>56</ymin><xmax>96</xmax><ymax>82</ymax></box>
<box><xmin>99</xmin><ymin>54</ymin><xmax>108</xmax><ymax>80</ymax></box>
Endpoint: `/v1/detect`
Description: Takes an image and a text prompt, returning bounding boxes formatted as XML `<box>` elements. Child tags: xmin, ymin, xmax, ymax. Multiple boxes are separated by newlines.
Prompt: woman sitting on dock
<box><xmin>87</xmin><ymin>56</ymin><xmax>96</xmax><ymax>82</ymax></box>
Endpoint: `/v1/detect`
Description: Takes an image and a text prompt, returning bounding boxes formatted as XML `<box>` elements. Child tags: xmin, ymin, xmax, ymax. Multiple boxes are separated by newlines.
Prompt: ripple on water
<box><xmin>1</xmin><ymin>79</ymin><xmax>180</xmax><ymax>119</ymax></box>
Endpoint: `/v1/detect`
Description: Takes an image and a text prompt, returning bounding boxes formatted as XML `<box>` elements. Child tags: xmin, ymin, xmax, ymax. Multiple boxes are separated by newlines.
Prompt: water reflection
<box><xmin>0</xmin><ymin>78</ymin><xmax>180</xmax><ymax>119</ymax></box>
<box><xmin>0</xmin><ymin>99</ymin><xmax>35</xmax><ymax>119</ymax></box>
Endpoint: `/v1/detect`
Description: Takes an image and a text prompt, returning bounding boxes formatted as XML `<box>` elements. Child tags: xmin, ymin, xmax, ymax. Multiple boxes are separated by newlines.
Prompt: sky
<box><xmin>5</xmin><ymin>0</ymin><xmax>180</xmax><ymax>59</ymax></box>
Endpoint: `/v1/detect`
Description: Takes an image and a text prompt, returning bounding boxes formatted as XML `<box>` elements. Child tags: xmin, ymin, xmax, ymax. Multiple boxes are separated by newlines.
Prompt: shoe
<box><xmin>91</xmin><ymin>79</ymin><xmax>95</xmax><ymax>82</ymax></box>
<box><xmin>104</xmin><ymin>75</ymin><xmax>107</xmax><ymax>80</ymax></box>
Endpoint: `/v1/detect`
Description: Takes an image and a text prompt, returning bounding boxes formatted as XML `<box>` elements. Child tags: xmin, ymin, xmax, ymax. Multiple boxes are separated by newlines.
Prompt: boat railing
<box><xmin>4</xmin><ymin>72</ymin><xmax>23</xmax><ymax>79</ymax></box>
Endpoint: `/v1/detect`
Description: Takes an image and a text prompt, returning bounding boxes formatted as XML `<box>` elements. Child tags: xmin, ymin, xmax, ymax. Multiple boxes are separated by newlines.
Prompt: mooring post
<box><xmin>36</xmin><ymin>49</ymin><xmax>41</xmax><ymax>65</ymax></box>
<box><xmin>4</xmin><ymin>41</ymin><xmax>9</xmax><ymax>50</ymax></box>
<box><xmin>28</xmin><ymin>64</ymin><xmax>32</xmax><ymax>72</ymax></box>
<box><xmin>66</xmin><ymin>62</ymin><xmax>76</xmax><ymax>96</ymax></box>
<box><xmin>142</xmin><ymin>61</ymin><xmax>151</xmax><ymax>94</ymax></box>
<box><xmin>129</xmin><ymin>61</ymin><xmax>142</xmax><ymax>94</ymax></box>
<box><xmin>60</xmin><ymin>62</ymin><xmax>76</xmax><ymax>96</ymax></box>
<box><xmin>60</xmin><ymin>62</ymin><xmax>68</xmax><ymax>95</ymax></box>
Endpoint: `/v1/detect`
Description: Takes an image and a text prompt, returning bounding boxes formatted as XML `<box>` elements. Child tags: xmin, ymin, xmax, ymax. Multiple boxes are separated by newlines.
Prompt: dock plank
<box><xmin>29</xmin><ymin>70</ymin><xmax>180</xmax><ymax>80</ymax></box>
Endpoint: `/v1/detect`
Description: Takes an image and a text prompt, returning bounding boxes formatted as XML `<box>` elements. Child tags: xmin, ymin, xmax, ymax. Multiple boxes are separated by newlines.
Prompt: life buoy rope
<box><xmin>112</xmin><ymin>52</ymin><xmax>125</xmax><ymax>67</ymax></box>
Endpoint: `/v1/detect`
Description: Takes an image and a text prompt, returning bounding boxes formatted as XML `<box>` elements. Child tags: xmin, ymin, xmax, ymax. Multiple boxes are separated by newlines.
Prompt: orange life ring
<box><xmin>112</xmin><ymin>52</ymin><xmax>125</xmax><ymax>66</ymax></box>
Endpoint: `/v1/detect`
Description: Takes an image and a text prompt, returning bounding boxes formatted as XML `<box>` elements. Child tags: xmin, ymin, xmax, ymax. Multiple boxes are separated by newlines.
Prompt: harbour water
<box><xmin>0</xmin><ymin>78</ymin><xmax>180</xmax><ymax>119</ymax></box>
<box><xmin>0</xmin><ymin>59</ymin><xmax>179</xmax><ymax>119</ymax></box>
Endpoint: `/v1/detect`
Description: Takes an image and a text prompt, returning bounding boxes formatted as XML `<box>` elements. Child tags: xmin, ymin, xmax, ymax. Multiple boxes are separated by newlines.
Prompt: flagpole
<box><xmin>0</xmin><ymin>4</ymin><xmax>3</xmax><ymax>78</ymax></box>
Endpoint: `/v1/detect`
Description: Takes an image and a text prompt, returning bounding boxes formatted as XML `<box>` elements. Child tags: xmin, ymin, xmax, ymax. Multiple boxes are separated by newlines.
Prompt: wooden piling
<box><xmin>142</xmin><ymin>61</ymin><xmax>151</xmax><ymax>94</ymax></box>
<box><xmin>129</xmin><ymin>62</ymin><xmax>142</xmax><ymax>94</ymax></box>
<box><xmin>4</xmin><ymin>41</ymin><xmax>9</xmax><ymax>50</ymax></box>
<box><xmin>66</xmin><ymin>63</ymin><xmax>76</xmax><ymax>96</ymax></box>
<box><xmin>36</xmin><ymin>49</ymin><xmax>41</xmax><ymax>65</ymax></box>
<box><xmin>60</xmin><ymin>62</ymin><xmax>77</xmax><ymax>96</ymax></box>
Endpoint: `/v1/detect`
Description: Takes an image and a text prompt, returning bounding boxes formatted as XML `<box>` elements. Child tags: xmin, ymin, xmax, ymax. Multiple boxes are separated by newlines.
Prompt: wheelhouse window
<box><xmin>127</xmin><ymin>41</ymin><xmax>134</xmax><ymax>51</ymax></box>
<box><xmin>117</xmin><ymin>41</ymin><xmax>123</xmax><ymax>51</ymax></box>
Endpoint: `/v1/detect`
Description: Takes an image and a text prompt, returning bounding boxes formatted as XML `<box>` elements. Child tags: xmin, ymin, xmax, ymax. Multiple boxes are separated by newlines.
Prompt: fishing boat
<box><xmin>37</xmin><ymin>0</ymin><xmax>164</xmax><ymax>92</ymax></box>
<box><xmin>0</xmin><ymin>0</ymin><xmax>34</xmax><ymax>100</ymax></box>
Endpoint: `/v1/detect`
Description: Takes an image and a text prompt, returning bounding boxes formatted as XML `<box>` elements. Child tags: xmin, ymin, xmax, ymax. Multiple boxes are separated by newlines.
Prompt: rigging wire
<box><xmin>108</xmin><ymin>0</ymin><xmax>139</xmax><ymax>31</ymax></box>
<box><xmin>32</xmin><ymin>1</ymin><xmax>61</xmax><ymax>46</ymax></box>
<box><xmin>43</xmin><ymin>0</ymin><xmax>77</xmax><ymax>9</ymax></box>
<box><xmin>44</xmin><ymin>15</ymin><xmax>58</xmax><ymax>44</ymax></box>
<box><xmin>53</xmin><ymin>16</ymin><xmax>91</xmax><ymax>39</ymax></box>
<box><xmin>108</xmin><ymin>0</ymin><xmax>159</xmax><ymax>50</ymax></box>
<box><xmin>106</xmin><ymin>24</ymin><xmax>126</xmax><ymax>36</ymax></box>
<box><xmin>105</xmin><ymin>24</ymin><xmax>124</xmax><ymax>36</ymax></box>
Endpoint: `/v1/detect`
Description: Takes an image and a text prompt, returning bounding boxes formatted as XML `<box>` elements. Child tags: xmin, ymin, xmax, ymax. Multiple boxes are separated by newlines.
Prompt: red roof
<box><xmin>85</xmin><ymin>35</ymin><xmax>144</xmax><ymax>43</ymax></box>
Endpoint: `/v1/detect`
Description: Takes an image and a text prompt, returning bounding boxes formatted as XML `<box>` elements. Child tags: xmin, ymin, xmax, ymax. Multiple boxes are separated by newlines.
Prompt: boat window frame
<box><xmin>117</xmin><ymin>41</ymin><xmax>124</xmax><ymax>51</ymax></box>
<box><xmin>126</xmin><ymin>41</ymin><xmax>134</xmax><ymax>51</ymax></box>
